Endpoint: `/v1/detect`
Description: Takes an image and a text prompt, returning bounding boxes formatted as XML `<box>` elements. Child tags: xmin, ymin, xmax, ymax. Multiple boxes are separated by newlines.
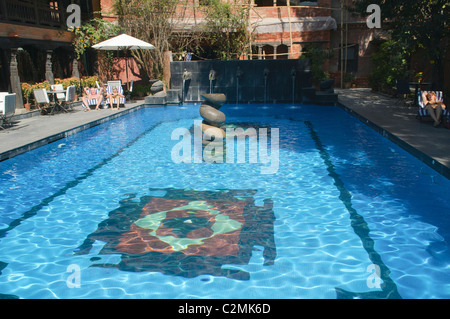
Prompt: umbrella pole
<box><xmin>125</xmin><ymin>49</ymin><xmax>129</xmax><ymax>91</ymax></box>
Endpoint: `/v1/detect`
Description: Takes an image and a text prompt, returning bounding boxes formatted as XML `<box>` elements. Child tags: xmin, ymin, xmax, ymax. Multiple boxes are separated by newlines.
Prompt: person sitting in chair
<box><xmin>82</xmin><ymin>87</ymin><xmax>104</xmax><ymax>111</ymax></box>
<box><xmin>106</xmin><ymin>87</ymin><xmax>124</xmax><ymax>110</ymax></box>
<box><xmin>422</xmin><ymin>91</ymin><xmax>447</xmax><ymax>127</ymax></box>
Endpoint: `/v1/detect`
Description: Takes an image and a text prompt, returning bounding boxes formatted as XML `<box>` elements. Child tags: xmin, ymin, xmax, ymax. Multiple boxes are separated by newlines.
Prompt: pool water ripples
<box><xmin>0</xmin><ymin>104</ymin><xmax>449</xmax><ymax>298</ymax></box>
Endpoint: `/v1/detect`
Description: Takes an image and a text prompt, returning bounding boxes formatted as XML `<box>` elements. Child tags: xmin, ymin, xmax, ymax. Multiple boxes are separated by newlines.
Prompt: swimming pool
<box><xmin>0</xmin><ymin>103</ymin><xmax>449</xmax><ymax>299</ymax></box>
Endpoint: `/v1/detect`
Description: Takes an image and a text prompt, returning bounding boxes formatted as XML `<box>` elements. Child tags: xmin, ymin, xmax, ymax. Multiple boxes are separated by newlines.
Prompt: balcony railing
<box><xmin>0</xmin><ymin>0</ymin><xmax>87</xmax><ymax>29</ymax></box>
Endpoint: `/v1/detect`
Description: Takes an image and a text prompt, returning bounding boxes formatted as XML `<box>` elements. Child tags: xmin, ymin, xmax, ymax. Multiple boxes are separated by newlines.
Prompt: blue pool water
<box><xmin>0</xmin><ymin>104</ymin><xmax>449</xmax><ymax>299</ymax></box>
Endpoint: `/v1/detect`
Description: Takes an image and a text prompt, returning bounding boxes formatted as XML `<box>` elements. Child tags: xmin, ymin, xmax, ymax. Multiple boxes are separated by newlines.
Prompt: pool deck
<box><xmin>1</xmin><ymin>89</ymin><xmax>449</xmax><ymax>178</ymax></box>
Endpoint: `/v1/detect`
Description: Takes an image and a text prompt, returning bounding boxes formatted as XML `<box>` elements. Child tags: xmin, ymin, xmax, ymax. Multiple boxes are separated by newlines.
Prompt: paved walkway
<box><xmin>1</xmin><ymin>90</ymin><xmax>449</xmax><ymax>178</ymax></box>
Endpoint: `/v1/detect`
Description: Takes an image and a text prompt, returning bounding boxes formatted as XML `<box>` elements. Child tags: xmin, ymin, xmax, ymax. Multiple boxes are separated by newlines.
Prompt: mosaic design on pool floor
<box><xmin>75</xmin><ymin>188</ymin><xmax>276</xmax><ymax>280</ymax></box>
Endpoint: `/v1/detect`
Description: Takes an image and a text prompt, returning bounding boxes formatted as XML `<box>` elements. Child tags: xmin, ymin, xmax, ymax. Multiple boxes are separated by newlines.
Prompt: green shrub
<box><xmin>299</xmin><ymin>46</ymin><xmax>333</xmax><ymax>86</ymax></box>
<box><xmin>369</xmin><ymin>39</ymin><xmax>409</xmax><ymax>93</ymax></box>
<box><xmin>134</xmin><ymin>84</ymin><xmax>151</xmax><ymax>97</ymax></box>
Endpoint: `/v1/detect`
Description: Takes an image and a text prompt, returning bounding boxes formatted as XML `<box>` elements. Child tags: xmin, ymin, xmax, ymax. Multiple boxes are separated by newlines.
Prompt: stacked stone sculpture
<box><xmin>199</xmin><ymin>93</ymin><xmax>227</xmax><ymax>159</ymax></box>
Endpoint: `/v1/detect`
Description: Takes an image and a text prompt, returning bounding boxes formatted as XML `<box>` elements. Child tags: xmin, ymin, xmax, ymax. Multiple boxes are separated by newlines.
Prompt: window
<box><xmin>254</xmin><ymin>0</ymin><xmax>275</xmax><ymax>6</ymax></box>
<box><xmin>262</xmin><ymin>45</ymin><xmax>274</xmax><ymax>59</ymax></box>
<box><xmin>277</xmin><ymin>44</ymin><xmax>289</xmax><ymax>59</ymax></box>
<box><xmin>339</xmin><ymin>44</ymin><xmax>358</xmax><ymax>74</ymax></box>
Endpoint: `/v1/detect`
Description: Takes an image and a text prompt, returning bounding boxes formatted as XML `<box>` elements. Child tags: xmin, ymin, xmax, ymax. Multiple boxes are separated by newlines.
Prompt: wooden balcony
<box><xmin>0</xmin><ymin>0</ymin><xmax>88</xmax><ymax>29</ymax></box>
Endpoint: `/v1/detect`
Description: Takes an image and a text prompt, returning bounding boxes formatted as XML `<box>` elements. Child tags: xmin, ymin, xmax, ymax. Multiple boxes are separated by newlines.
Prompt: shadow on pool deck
<box><xmin>1</xmin><ymin>90</ymin><xmax>449</xmax><ymax>178</ymax></box>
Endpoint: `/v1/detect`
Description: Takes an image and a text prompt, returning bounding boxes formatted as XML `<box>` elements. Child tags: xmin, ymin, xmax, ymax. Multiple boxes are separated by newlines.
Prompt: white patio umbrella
<box><xmin>92</xmin><ymin>34</ymin><xmax>155</xmax><ymax>89</ymax></box>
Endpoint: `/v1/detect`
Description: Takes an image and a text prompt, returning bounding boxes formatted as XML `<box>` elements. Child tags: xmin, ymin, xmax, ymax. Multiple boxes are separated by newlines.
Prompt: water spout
<box><xmin>263</xmin><ymin>68</ymin><xmax>269</xmax><ymax>104</ymax></box>
<box><xmin>236</xmin><ymin>67</ymin><xmax>243</xmax><ymax>104</ymax></box>
<box><xmin>209</xmin><ymin>69</ymin><xmax>216</xmax><ymax>94</ymax></box>
<box><xmin>182</xmin><ymin>69</ymin><xmax>192</xmax><ymax>104</ymax></box>
<box><xmin>291</xmin><ymin>68</ymin><xmax>296</xmax><ymax>104</ymax></box>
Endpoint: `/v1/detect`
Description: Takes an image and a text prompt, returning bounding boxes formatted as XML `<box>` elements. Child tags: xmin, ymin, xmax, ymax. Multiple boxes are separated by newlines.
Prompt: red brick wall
<box><xmin>100</xmin><ymin>0</ymin><xmax>117</xmax><ymax>21</ymax></box>
<box><xmin>250</xmin><ymin>1</ymin><xmax>333</xmax><ymax>58</ymax></box>
<box><xmin>253</xmin><ymin>30</ymin><xmax>330</xmax><ymax>44</ymax></box>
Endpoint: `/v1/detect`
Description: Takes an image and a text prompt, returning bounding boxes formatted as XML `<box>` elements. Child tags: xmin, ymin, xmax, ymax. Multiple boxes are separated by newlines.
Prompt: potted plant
<box><xmin>21</xmin><ymin>82</ymin><xmax>33</xmax><ymax>110</ymax></box>
<box><xmin>133</xmin><ymin>84</ymin><xmax>152</xmax><ymax>98</ymax></box>
<box><xmin>134</xmin><ymin>84</ymin><xmax>146</xmax><ymax>98</ymax></box>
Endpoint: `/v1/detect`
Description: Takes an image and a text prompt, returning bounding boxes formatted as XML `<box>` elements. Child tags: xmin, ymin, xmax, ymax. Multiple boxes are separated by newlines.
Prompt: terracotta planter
<box><xmin>24</xmin><ymin>103</ymin><xmax>31</xmax><ymax>111</ymax></box>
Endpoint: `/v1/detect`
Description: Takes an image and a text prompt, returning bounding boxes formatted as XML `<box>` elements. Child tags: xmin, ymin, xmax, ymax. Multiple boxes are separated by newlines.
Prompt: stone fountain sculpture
<box><xmin>199</xmin><ymin>93</ymin><xmax>227</xmax><ymax>159</ymax></box>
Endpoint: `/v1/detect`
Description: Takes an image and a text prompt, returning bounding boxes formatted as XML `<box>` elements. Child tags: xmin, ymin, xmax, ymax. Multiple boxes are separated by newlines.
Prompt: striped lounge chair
<box><xmin>417</xmin><ymin>90</ymin><xmax>448</xmax><ymax>122</ymax></box>
<box><xmin>105</xmin><ymin>84</ymin><xmax>126</xmax><ymax>108</ymax></box>
<box><xmin>84</xmin><ymin>88</ymin><xmax>105</xmax><ymax>110</ymax></box>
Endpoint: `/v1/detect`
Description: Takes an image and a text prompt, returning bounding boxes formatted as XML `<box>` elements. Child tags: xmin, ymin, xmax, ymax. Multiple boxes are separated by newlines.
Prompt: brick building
<box><xmin>1</xmin><ymin>0</ymin><xmax>384</xmax><ymax>110</ymax></box>
<box><xmin>248</xmin><ymin>0</ymin><xmax>336</xmax><ymax>60</ymax></box>
<box><xmin>95</xmin><ymin>0</ymin><xmax>380</xmax><ymax>88</ymax></box>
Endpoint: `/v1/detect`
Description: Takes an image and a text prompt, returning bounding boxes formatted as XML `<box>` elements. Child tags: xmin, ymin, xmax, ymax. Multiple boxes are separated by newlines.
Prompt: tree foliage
<box><xmin>114</xmin><ymin>0</ymin><xmax>184</xmax><ymax>81</ymax></box>
<box><xmin>368</xmin><ymin>39</ymin><xmax>410</xmax><ymax>92</ymax></box>
<box><xmin>352</xmin><ymin>0</ymin><xmax>449</xmax><ymax>87</ymax></box>
<box><xmin>69</xmin><ymin>18</ymin><xmax>122</xmax><ymax>60</ymax></box>
<box><xmin>299</xmin><ymin>45</ymin><xmax>333</xmax><ymax>86</ymax></box>
<box><xmin>113</xmin><ymin>0</ymin><xmax>252</xmax><ymax>79</ymax></box>
<box><xmin>69</xmin><ymin>18</ymin><xmax>122</xmax><ymax>78</ymax></box>
<box><xmin>202</xmin><ymin>0</ymin><xmax>251</xmax><ymax>60</ymax></box>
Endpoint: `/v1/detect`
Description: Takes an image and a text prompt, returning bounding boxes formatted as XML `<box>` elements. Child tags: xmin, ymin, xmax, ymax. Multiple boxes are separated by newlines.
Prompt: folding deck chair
<box><xmin>63</xmin><ymin>85</ymin><xmax>76</xmax><ymax>111</ymax></box>
<box><xmin>33</xmin><ymin>88</ymin><xmax>52</xmax><ymax>114</ymax></box>
<box><xmin>395</xmin><ymin>80</ymin><xmax>412</xmax><ymax>106</ymax></box>
<box><xmin>0</xmin><ymin>93</ymin><xmax>16</xmax><ymax>129</ymax></box>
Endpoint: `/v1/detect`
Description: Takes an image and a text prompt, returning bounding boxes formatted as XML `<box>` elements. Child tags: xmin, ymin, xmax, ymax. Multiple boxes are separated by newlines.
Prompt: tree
<box><xmin>69</xmin><ymin>18</ymin><xmax>123</xmax><ymax>77</ymax></box>
<box><xmin>69</xmin><ymin>18</ymin><xmax>122</xmax><ymax>60</ymax></box>
<box><xmin>114</xmin><ymin>0</ymin><xmax>205</xmax><ymax>81</ymax></box>
<box><xmin>299</xmin><ymin>45</ymin><xmax>334</xmax><ymax>87</ymax></box>
<box><xmin>113</xmin><ymin>0</ymin><xmax>252</xmax><ymax>80</ymax></box>
<box><xmin>368</xmin><ymin>39</ymin><xmax>409</xmax><ymax>92</ymax></box>
<box><xmin>202</xmin><ymin>0</ymin><xmax>251</xmax><ymax>60</ymax></box>
<box><xmin>352</xmin><ymin>0</ymin><xmax>449</xmax><ymax>89</ymax></box>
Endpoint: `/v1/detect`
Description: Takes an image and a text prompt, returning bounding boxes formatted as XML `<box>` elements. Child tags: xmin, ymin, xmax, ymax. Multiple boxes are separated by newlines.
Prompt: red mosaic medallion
<box><xmin>75</xmin><ymin>188</ymin><xmax>276</xmax><ymax>279</ymax></box>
